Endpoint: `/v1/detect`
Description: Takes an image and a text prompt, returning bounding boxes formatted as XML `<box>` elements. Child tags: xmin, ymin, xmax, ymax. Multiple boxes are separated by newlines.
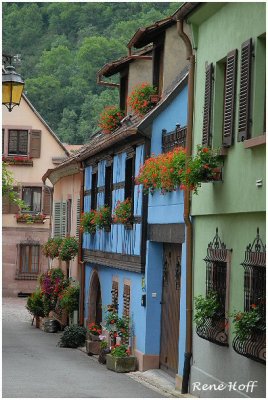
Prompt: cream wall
<box><xmin>162</xmin><ymin>24</ymin><xmax>190</xmax><ymax>92</ymax></box>
<box><xmin>127</xmin><ymin>58</ymin><xmax>153</xmax><ymax>114</ymax></box>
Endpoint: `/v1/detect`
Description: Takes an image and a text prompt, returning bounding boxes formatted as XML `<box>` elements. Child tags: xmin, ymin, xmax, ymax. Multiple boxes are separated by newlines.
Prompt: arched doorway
<box><xmin>88</xmin><ymin>270</ymin><xmax>102</xmax><ymax>324</ymax></box>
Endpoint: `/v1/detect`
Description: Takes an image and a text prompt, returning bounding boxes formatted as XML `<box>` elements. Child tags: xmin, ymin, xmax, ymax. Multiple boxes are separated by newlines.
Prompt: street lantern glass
<box><xmin>2</xmin><ymin>65</ymin><xmax>24</xmax><ymax>112</ymax></box>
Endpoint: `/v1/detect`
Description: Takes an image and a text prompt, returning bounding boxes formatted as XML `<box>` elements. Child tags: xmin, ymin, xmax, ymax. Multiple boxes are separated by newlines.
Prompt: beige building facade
<box><xmin>2</xmin><ymin>95</ymin><xmax>69</xmax><ymax>296</ymax></box>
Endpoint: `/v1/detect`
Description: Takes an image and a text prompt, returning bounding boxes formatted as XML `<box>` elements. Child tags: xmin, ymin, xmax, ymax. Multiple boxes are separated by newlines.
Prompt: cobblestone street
<box><xmin>2</xmin><ymin>297</ymin><xmax>165</xmax><ymax>398</ymax></box>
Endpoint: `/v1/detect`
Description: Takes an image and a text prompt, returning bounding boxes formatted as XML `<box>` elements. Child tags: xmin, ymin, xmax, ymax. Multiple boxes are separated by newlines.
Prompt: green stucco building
<box><xmin>187</xmin><ymin>3</ymin><xmax>265</xmax><ymax>397</ymax></box>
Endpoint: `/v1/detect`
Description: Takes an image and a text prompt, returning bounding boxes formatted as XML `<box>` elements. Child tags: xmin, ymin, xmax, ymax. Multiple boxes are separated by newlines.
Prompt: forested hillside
<box><xmin>3</xmin><ymin>2</ymin><xmax>179</xmax><ymax>144</ymax></box>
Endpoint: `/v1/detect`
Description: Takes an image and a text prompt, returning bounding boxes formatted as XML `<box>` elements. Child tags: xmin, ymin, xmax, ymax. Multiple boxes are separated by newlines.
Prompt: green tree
<box><xmin>2</xmin><ymin>163</ymin><xmax>25</xmax><ymax>209</ymax></box>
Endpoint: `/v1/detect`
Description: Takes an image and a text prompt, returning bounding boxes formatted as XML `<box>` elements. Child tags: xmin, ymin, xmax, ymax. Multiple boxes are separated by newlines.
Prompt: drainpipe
<box><xmin>78</xmin><ymin>161</ymin><xmax>85</xmax><ymax>326</ymax></box>
<box><xmin>176</xmin><ymin>19</ymin><xmax>195</xmax><ymax>394</ymax></box>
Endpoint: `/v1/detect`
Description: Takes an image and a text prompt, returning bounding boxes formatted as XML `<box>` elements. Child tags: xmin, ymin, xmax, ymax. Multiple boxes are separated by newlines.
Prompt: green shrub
<box><xmin>58</xmin><ymin>325</ymin><xmax>87</xmax><ymax>348</ymax></box>
<box><xmin>26</xmin><ymin>289</ymin><xmax>45</xmax><ymax>317</ymax></box>
<box><xmin>58</xmin><ymin>237</ymin><xmax>79</xmax><ymax>261</ymax></box>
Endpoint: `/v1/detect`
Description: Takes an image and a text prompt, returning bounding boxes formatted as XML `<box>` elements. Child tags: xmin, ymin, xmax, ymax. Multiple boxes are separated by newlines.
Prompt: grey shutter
<box><xmin>61</xmin><ymin>201</ymin><xmax>67</xmax><ymax>237</ymax></box>
<box><xmin>223</xmin><ymin>49</ymin><xmax>238</xmax><ymax>147</ymax></box>
<box><xmin>238</xmin><ymin>39</ymin><xmax>252</xmax><ymax>142</ymax></box>
<box><xmin>30</xmin><ymin>130</ymin><xmax>41</xmax><ymax>158</ymax></box>
<box><xmin>202</xmin><ymin>63</ymin><xmax>214</xmax><ymax>147</ymax></box>
<box><xmin>53</xmin><ymin>202</ymin><xmax>62</xmax><ymax>237</ymax></box>
<box><xmin>76</xmin><ymin>199</ymin><xmax>80</xmax><ymax>239</ymax></box>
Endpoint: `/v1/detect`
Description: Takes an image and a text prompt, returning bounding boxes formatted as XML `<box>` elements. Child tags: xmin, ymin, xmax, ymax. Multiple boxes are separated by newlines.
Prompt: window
<box><xmin>8</xmin><ymin>129</ymin><xmax>28</xmax><ymax>155</ymax></box>
<box><xmin>125</xmin><ymin>156</ymin><xmax>134</xmax><ymax>200</ymax></box>
<box><xmin>196</xmin><ymin>228</ymin><xmax>230</xmax><ymax>346</ymax></box>
<box><xmin>91</xmin><ymin>172</ymin><xmax>97</xmax><ymax>210</ymax></box>
<box><xmin>153</xmin><ymin>34</ymin><xmax>165</xmax><ymax>96</ymax></box>
<box><xmin>105</xmin><ymin>164</ymin><xmax>113</xmax><ymax>208</ymax></box>
<box><xmin>22</xmin><ymin>187</ymin><xmax>42</xmax><ymax>213</ymax></box>
<box><xmin>20</xmin><ymin>243</ymin><xmax>40</xmax><ymax>274</ymax></box>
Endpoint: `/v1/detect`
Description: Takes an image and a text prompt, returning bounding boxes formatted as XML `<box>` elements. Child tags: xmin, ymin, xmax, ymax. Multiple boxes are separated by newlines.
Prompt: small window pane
<box><xmin>33</xmin><ymin>189</ymin><xmax>41</xmax><ymax>212</ymax></box>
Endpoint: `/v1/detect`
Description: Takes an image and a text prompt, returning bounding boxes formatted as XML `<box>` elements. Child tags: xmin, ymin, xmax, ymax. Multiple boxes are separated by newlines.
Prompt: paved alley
<box><xmin>2</xmin><ymin>298</ymin><xmax>165</xmax><ymax>398</ymax></box>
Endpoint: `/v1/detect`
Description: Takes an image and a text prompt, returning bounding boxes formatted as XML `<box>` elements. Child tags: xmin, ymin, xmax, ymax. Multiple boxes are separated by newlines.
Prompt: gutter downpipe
<box><xmin>176</xmin><ymin>19</ymin><xmax>195</xmax><ymax>394</ymax></box>
<box><xmin>78</xmin><ymin>161</ymin><xmax>85</xmax><ymax>326</ymax></box>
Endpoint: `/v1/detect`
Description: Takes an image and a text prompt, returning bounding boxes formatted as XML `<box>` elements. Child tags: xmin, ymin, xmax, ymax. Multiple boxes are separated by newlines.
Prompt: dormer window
<box><xmin>153</xmin><ymin>34</ymin><xmax>165</xmax><ymax>96</ymax></box>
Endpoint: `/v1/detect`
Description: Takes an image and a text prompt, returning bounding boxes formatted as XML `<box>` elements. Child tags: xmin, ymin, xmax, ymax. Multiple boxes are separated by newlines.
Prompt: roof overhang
<box><xmin>127</xmin><ymin>3</ymin><xmax>203</xmax><ymax>49</ymax></box>
<box><xmin>43</xmin><ymin>160</ymin><xmax>80</xmax><ymax>186</ymax></box>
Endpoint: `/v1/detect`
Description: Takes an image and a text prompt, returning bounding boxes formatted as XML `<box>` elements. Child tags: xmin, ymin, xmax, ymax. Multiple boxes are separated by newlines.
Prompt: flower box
<box><xmin>124</xmin><ymin>222</ymin><xmax>133</xmax><ymax>230</ymax></box>
<box><xmin>16</xmin><ymin>214</ymin><xmax>47</xmax><ymax>224</ymax></box>
<box><xmin>106</xmin><ymin>354</ymin><xmax>136</xmax><ymax>373</ymax></box>
<box><xmin>86</xmin><ymin>339</ymin><xmax>101</xmax><ymax>355</ymax></box>
<box><xmin>2</xmin><ymin>156</ymin><xmax>33</xmax><ymax>166</ymax></box>
<box><xmin>150</xmin><ymin>94</ymin><xmax>160</xmax><ymax>104</ymax></box>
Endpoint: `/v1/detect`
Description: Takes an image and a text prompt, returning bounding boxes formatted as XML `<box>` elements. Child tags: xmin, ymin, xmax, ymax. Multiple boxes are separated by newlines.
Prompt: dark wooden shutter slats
<box><xmin>76</xmin><ymin>199</ymin><xmax>80</xmax><ymax>239</ymax></box>
<box><xmin>238</xmin><ymin>38</ymin><xmax>252</xmax><ymax>142</ymax></box>
<box><xmin>30</xmin><ymin>130</ymin><xmax>41</xmax><ymax>158</ymax></box>
<box><xmin>42</xmin><ymin>187</ymin><xmax>51</xmax><ymax>215</ymax></box>
<box><xmin>223</xmin><ymin>49</ymin><xmax>238</xmax><ymax>147</ymax></box>
<box><xmin>202</xmin><ymin>63</ymin><xmax>214</xmax><ymax>147</ymax></box>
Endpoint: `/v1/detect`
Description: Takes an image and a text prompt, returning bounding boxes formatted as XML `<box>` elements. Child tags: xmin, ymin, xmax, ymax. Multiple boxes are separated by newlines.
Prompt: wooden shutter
<box><xmin>112</xmin><ymin>280</ymin><xmax>119</xmax><ymax>307</ymax></box>
<box><xmin>53</xmin><ymin>202</ymin><xmax>61</xmax><ymax>237</ymax></box>
<box><xmin>238</xmin><ymin>39</ymin><xmax>252</xmax><ymax>142</ymax></box>
<box><xmin>123</xmin><ymin>284</ymin><xmax>131</xmax><ymax>317</ymax></box>
<box><xmin>223</xmin><ymin>50</ymin><xmax>238</xmax><ymax>147</ymax></box>
<box><xmin>30</xmin><ymin>130</ymin><xmax>41</xmax><ymax>158</ymax></box>
<box><xmin>202</xmin><ymin>63</ymin><xmax>214</xmax><ymax>146</ymax></box>
<box><xmin>61</xmin><ymin>201</ymin><xmax>67</xmax><ymax>237</ymax></box>
<box><xmin>76</xmin><ymin>199</ymin><xmax>80</xmax><ymax>239</ymax></box>
<box><xmin>42</xmin><ymin>187</ymin><xmax>51</xmax><ymax>215</ymax></box>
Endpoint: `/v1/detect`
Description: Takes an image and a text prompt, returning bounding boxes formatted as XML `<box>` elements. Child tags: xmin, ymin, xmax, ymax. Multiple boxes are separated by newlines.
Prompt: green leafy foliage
<box><xmin>59</xmin><ymin>282</ymin><xmax>80</xmax><ymax>314</ymax></box>
<box><xmin>194</xmin><ymin>292</ymin><xmax>221</xmax><ymax>328</ymax></box>
<box><xmin>58</xmin><ymin>237</ymin><xmax>79</xmax><ymax>261</ymax></box>
<box><xmin>42</xmin><ymin>237</ymin><xmax>63</xmax><ymax>259</ymax></box>
<box><xmin>3</xmin><ymin>2</ymin><xmax>178</xmax><ymax>144</ymax></box>
<box><xmin>2</xmin><ymin>162</ymin><xmax>26</xmax><ymax>209</ymax></box>
<box><xmin>111</xmin><ymin>344</ymin><xmax>130</xmax><ymax>357</ymax></box>
<box><xmin>58</xmin><ymin>325</ymin><xmax>87</xmax><ymax>348</ymax></box>
<box><xmin>26</xmin><ymin>289</ymin><xmax>45</xmax><ymax>318</ymax></box>
<box><xmin>231</xmin><ymin>307</ymin><xmax>265</xmax><ymax>341</ymax></box>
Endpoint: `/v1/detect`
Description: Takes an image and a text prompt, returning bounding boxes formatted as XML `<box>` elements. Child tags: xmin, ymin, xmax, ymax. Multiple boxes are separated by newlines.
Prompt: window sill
<box><xmin>243</xmin><ymin>135</ymin><xmax>266</xmax><ymax>149</ymax></box>
<box><xmin>15</xmin><ymin>272</ymin><xmax>39</xmax><ymax>280</ymax></box>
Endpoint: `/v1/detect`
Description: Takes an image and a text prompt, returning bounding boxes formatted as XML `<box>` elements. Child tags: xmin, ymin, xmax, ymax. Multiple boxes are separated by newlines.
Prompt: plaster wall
<box><xmin>162</xmin><ymin>24</ymin><xmax>191</xmax><ymax>93</ymax></box>
<box><xmin>191</xmin><ymin>212</ymin><xmax>265</xmax><ymax>398</ymax></box>
<box><xmin>190</xmin><ymin>2</ymin><xmax>266</xmax><ymax>216</ymax></box>
<box><xmin>84</xmin><ymin>263</ymin><xmax>145</xmax><ymax>352</ymax></box>
<box><xmin>127</xmin><ymin>59</ymin><xmax>153</xmax><ymax>114</ymax></box>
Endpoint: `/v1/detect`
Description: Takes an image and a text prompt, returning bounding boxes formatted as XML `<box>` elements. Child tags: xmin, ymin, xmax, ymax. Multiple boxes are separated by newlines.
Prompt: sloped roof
<box><xmin>98</xmin><ymin>44</ymin><xmax>153</xmax><ymax>78</ymax></box>
<box><xmin>22</xmin><ymin>94</ymin><xmax>69</xmax><ymax>156</ymax></box>
<box><xmin>127</xmin><ymin>2</ymin><xmax>202</xmax><ymax>49</ymax></box>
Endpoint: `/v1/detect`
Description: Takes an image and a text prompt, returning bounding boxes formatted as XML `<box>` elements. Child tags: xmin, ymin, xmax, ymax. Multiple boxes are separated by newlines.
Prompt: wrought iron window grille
<box><xmin>232</xmin><ymin>228</ymin><xmax>266</xmax><ymax>364</ymax></box>
<box><xmin>196</xmin><ymin>228</ymin><xmax>231</xmax><ymax>346</ymax></box>
<box><xmin>162</xmin><ymin>124</ymin><xmax>187</xmax><ymax>153</ymax></box>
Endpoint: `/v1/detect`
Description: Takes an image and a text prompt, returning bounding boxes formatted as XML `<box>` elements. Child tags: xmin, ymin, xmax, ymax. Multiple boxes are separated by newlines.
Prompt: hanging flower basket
<box><xmin>127</xmin><ymin>83</ymin><xmax>158</xmax><ymax>116</ymax></box>
<box><xmin>98</xmin><ymin>106</ymin><xmax>124</xmax><ymax>134</ymax></box>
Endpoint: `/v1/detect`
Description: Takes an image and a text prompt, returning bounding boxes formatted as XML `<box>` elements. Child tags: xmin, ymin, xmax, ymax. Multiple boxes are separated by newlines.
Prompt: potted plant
<box><xmin>194</xmin><ymin>292</ymin><xmax>222</xmax><ymax>328</ymax></box>
<box><xmin>106</xmin><ymin>344</ymin><xmax>136</xmax><ymax>373</ymax></box>
<box><xmin>180</xmin><ymin>146</ymin><xmax>222</xmax><ymax>194</ymax></box>
<box><xmin>94</xmin><ymin>205</ymin><xmax>111</xmax><ymax>231</ymax></box>
<box><xmin>26</xmin><ymin>289</ymin><xmax>45</xmax><ymax>328</ymax></box>
<box><xmin>80</xmin><ymin>210</ymin><xmax>97</xmax><ymax>234</ymax></box>
<box><xmin>231</xmin><ymin>305</ymin><xmax>265</xmax><ymax>342</ymax></box>
<box><xmin>42</xmin><ymin>237</ymin><xmax>63</xmax><ymax>259</ymax></box>
<box><xmin>58</xmin><ymin>325</ymin><xmax>87</xmax><ymax>348</ymax></box>
<box><xmin>99</xmin><ymin>106</ymin><xmax>124</xmax><ymax>134</ymax></box>
<box><xmin>98</xmin><ymin>339</ymin><xmax>111</xmax><ymax>364</ymax></box>
<box><xmin>136</xmin><ymin>147</ymin><xmax>186</xmax><ymax>194</ymax></box>
<box><xmin>127</xmin><ymin>82</ymin><xmax>158</xmax><ymax>116</ymax></box>
<box><xmin>112</xmin><ymin>198</ymin><xmax>132</xmax><ymax>229</ymax></box>
<box><xmin>88</xmin><ymin>322</ymin><xmax>102</xmax><ymax>341</ymax></box>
